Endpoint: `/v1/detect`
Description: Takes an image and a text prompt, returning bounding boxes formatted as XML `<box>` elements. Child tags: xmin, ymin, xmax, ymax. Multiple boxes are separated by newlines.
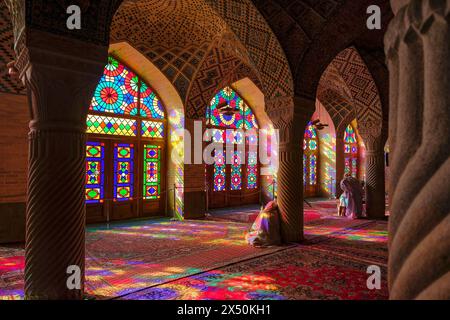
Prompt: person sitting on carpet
<box><xmin>246</xmin><ymin>200</ymin><xmax>282</xmax><ymax>247</ymax></box>
<box><xmin>340</xmin><ymin>174</ymin><xmax>364</xmax><ymax>219</ymax></box>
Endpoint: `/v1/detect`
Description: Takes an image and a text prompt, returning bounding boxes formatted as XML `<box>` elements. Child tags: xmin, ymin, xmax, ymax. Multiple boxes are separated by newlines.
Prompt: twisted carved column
<box><xmin>277</xmin><ymin>133</ymin><xmax>304</xmax><ymax>242</ymax></box>
<box><xmin>12</xmin><ymin>30</ymin><xmax>108</xmax><ymax>299</ymax></box>
<box><xmin>360</xmin><ymin>131</ymin><xmax>386</xmax><ymax>219</ymax></box>
<box><xmin>26</xmin><ymin>129</ymin><xmax>87</xmax><ymax>299</ymax></box>
<box><xmin>267</xmin><ymin>97</ymin><xmax>315</xmax><ymax>242</ymax></box>
<box><xmin>364</xmin><ymin>147</ymin><xmax>386</xmax><ymax>218</ymax></box>
<box><xmin>386</xmin><ymin>0</ymin><xmax>450</xmax><ymax>299</ymax></box>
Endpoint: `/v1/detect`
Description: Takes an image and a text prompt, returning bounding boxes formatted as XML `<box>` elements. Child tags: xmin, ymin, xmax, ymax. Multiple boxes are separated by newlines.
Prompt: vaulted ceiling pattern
<box><xmin>1</xmin><ymin>0</ymin><xmax>388</xmax><ymax>130</ymax></box>
<box><xmin>252</xmin><ymin>0</ymin><xmax>391</xmax><ymax>101</ymax></box>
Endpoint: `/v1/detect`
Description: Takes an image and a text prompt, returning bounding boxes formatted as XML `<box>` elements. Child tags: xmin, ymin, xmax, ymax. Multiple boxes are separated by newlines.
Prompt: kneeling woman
<box><xmin>246</xmin><ymin>200</ymin><xmax>282</xmax><ymax>247</ymax></box>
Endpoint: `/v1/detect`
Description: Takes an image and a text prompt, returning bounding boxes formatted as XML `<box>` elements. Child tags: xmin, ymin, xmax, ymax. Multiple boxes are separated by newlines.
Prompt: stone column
<box><xmin>359</xmin><ymin>126</ymin><xmax>386</xmax><ymax>219</ymax></box>
<box><xmin>267</xmin><ymin>96</ymin><xmax>315</xmax><ymax>242</ymax></box>
<box><xmin>12</xmin><ymin>30</ymin><xmax>109</xmax><ymax>299</ymax></box>
<box><xmin>386</xmin><ymin>0</ymin><xmax>450</xmax><ymax>299</ymax></box>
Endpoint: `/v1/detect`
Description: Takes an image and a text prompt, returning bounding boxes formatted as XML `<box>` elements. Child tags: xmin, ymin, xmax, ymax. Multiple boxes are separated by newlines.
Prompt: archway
<box><xmin>85</xmin><ymin>55</ymin><xmax>167</xmax><ymax>222</ymax></box>
<box><xmin>204</xmin><ymin>86</ymin><xmax>260</xmax><ymax>209</ymax></box>
<box><xmin>109</xmin><ymin>42</ymin><xmax>185</xmax><ymax>219</ymax></box>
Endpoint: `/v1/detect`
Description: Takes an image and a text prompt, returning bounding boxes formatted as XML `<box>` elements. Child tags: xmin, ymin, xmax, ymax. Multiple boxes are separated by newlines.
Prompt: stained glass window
<box><xmin>86</xmin><ymin>56</ymin><xmax>167</xmax><ymax>207</ymax></box>
<box><xmin>206</xmin><ymin>87</ymin><xmax>259</xmax><ymax>195</ymax></box>
<box><xmin>344</xmin><ymin>124</ymin><xmax>358</xmax><ymax>178</ymax></box>
<box><xmin>246</xmin><ymin>130</ymin><xmax>258</xmax><ymax>146</ymax></box>
<box><xmin>140</xmin><ymin>82</ymin><xmax>165</xmax><ymax>119</ymax></box>
<box><xmin>90</xmin><ymin>56</ymin><xmax>139</xmax><ymax>116</ymax></box>
<box><xmin>204</xmin><ymin>129</ymin><xmax>225</xmax><ymax>143</ymax></box>
<box><xmin>226</xmin><ymin>130</ymin><xmax>244</xmax><ymax>144</ymax></box>
<box><xmin>230</xmin><ymin>151</ymin><xmax>242</xmax><ymax>190</ymax></box>
<box><xmin>303</xmin><ymin>121</ymin><xmax>318</xmax><ymax>187</ymax></box>
<box><xmin>207</xmin><ymin>86</ymin><xmax>257</xmax><ymax>130</ymax></box>
<box><xmin>113</xmin><ymin>143</ymin><xmax>134</xmax><ymax>201</ymax></box>
<box><xmin>213</xmin><ymin>149</ymin><xmax>226</xmax><ymax>192</ymax></box>
<box><xmin>143</xmin><ymin>145</ymin><xmax>161</xmax><ymax>200</ymax></box>
<box><xmin>142</xmin><ymin>120</ymin><xmax>164</xmax><ymax>139</ymax></box>
<box><xmin>86</xmin><ymin>114</ymin><xmax>137</xmax><ymax>136</ymax></box>
<box><xmin>244</xmin><ymin>105</ymin><xmax>258</xmax><ymax>129</ymax></box>
<box><xmin>247</xmin><ymin>151</ymin><xmax>258</xmax><ymax>189</ymax></box>
<box><xmin>85</xmin><ymin>142</ymin><xmax>104</xmax><ymax>203</ymax></box>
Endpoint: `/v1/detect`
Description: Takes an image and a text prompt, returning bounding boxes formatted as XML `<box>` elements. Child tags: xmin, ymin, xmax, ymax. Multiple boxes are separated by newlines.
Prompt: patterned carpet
<box><xmin>0</xmin><ymin>202</ymin><xmax>388</xmax><ymax>300</ymax></box>
<box><xmin>0</xmin><ymin>219</ymin><xmax>287</xmax><ymax>300</ymax></box>
<box><xmin>123</xmin><ymin>243</ymin><xmax>387</xmax><ymax>300</ymax></box>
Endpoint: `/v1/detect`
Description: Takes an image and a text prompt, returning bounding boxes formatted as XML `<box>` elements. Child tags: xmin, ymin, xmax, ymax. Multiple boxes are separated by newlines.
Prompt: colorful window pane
<box><xmin>90</xmin><ymin>56</ymin><xmax>139</xmax><ymax>116</ymax></box>
<box><xmin>344</xmin><ymin>124</ymin><xmax>358</xmax><ymax>178</ymax></box>
<box><xmin>303</xmin><ymin>121</ymin><xmax>318</xmax><ymax>187</ymax></box>
<box><xmin>113</xmin><ymin>143</ymin><xmax>134</xmax><ymax>201</ymax></box>
<box><xmin>246</xmin><ymin>130</ymin><xmax>258</xmax><ymax>145</ymax></box>
<box><xmin>344</xmin><ymin>144</ymin><xmax>351</xmax><ymax>154</ymax></box>
<box><xmin>206</xmin><ymin>86</ymin><xmax>260</xmax><ymax>193</ymax></box>
<box><xmin>303</xmin><ymin>154</ymin><xmax>307</xmax><ymax>186</ymax></box>
<box><xmin>309</xmin><ymin>155</ymin><xmax>317</xmax><ymax>185</ymax></box>
<box><xmin>204</xmin><ymin>128</ymin><xmax>225</xmax><ymax>143</ymax></box>
<box><xmin>143</xmin><ymin>145</ymin><xmax>161</xmax><ymax>200</ymax></box>
<box><xmin>230</xmin><ymin>151</ymin><xmax>242</xmax><ymax>190</ymax></box>
<box><xmin>86</xmin><ymin>114</ymin><xmax>137</xmax><ymax>136</ymax></box>
<box><xmin>309</xmin><ymin>140</ymin><xmax>317</xmax><ymax>151</ymax></box>
<box><xmin>142</xmin><ymin>120</ymin><xmax>164</xmax><ymax>138</ymax></box>
<box><xmin>213</xmin><ymin>149</ymin><xmax>226</xmax><ymax>192</ymax></box>
<box><xmin>226</xmin><ymin>130</ymin><xmax>244</xmax><ymax>144</ymax></box>
<box><xmin>85</xmin><ymin>142</ymin><xmax>104</xmax><ymax>203</ymax></box>
<box><xmin>140</xmin><ymin>82</ymin><xmax>165</xmax><ymax>119</ymax></box>
<box><xmin>208</xmin><ymin>87</ymin><xmax>243</xmax><ymax>129</ymax></box>
<box><xmin>344</xmin><ymin>124</ymin><xmax>357</xmax><ymax>143</ymax></box>
<box><xmin>244</xmin><ymin>105</ymin><xmax>258</xmax><ymax>129</ymax></box>
<box><xmin>247</xmin><ymin>151</ymin><xmax>258</xmax><ymax>189</ymax></box>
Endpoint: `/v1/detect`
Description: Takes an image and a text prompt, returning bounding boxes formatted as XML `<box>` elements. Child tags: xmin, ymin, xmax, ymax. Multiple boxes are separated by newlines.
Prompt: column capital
<box><xmin>358</xmin><ymin>119</ymin><xmax>384</xmax><ymax>152</ymax></box>
<box><xmin>12</xmin><ymin>30</ymin><xmax>111</xmax><ymax>132</ymax></box>
<box><xmin>265</xmin><ymin>95</ymin><xmax>315</xmax><ymax>149</ymax></box>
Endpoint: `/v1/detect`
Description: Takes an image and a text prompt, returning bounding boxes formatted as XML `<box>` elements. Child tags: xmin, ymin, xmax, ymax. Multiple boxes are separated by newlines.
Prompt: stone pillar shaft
<box><xmin>267</xmin><ymin>96</ymin><xmax>315</xmax><ymax>243</ymax></box>
<box><xmin>277</xmin><ymin>142</ymin><xmax>304</xmax><ymax>242</ymax></box>
<box><xmin>14</xmin><ymin>31</ymin><xmax>108</xmax><ymax>299</ymax></box>
<box><xmin>364</xmin><ymin>140</ymin><xmax>386</xmax><ymax>219</ymax></box>
<box><xmin>386</xmin><ymin>0</ymin><xmax>450</xmax><ymax>299</ymax></box>
<box><xmin>25</xmin><ymin>128</ymin><xmax>86</xmax><ymax>299</ymax></box>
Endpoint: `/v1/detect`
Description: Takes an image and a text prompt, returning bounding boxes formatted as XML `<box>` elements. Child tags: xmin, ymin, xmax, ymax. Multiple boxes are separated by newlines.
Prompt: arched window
<box><xmin>85</xmin><ymin>56</ymin><xmax>166</xmax><ymax>222</ymax></box>
<box><xmin>205</xmin><ymin>86</ymin><xmax>259</xmax><ymax>208</ymax></box>
<box><xmin>344</xmin><ymin>124</ymin><xmax>358</xmax><ymax>178</ymax></box>
<box><xmin>303</xmin><ymin>121</ymin><xmax>318</xmax><ymax>197</ymax></box>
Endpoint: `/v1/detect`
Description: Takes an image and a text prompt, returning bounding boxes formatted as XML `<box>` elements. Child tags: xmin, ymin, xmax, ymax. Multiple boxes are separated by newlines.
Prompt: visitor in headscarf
<box><xmin>338</xmin><ymin>191</ymin><xmax>348</xmax><ymax>217</ymax></box>
<box><xmin>246</xmin><ymin>200</ymin><xmax>282</xmax><ymax>247</ymax></box>
<box><xmin>340</xmin><ymin>174</ymin><xmax>364</xmax><ymax>219</ymax></box>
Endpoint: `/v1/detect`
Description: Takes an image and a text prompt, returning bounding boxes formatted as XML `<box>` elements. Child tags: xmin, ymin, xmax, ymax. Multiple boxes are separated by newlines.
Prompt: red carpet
<box><xmin>0</xmin><ymin>201</ymin><xmax>388</xmax><ymax>300</ymax></box>
<box><xmin>0</xmin><ymin>219</ymin><xmax>286</xmax><ymax>299</ymax></box>
<box><xmin>122</xmin><ymin>237</ymin><xmax>388</xmax><ymax>300</ymax></box>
